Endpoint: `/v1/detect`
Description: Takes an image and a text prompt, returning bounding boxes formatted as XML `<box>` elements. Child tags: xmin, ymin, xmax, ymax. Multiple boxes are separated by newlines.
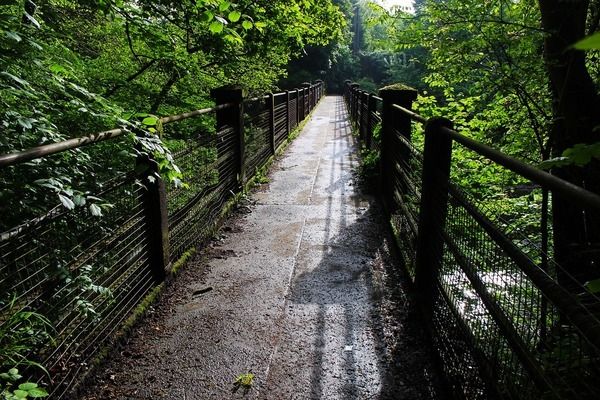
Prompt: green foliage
<box><xmin>357</xmin><ymin>122</ymin><xmax>380</xmax><ymax>193</ymax></box>
<box><xmin>0</xmin><ymin>297</ymin><xmax>53</xmax><ymax>372</ymax></box>
<box><xmin>573</xmin><ymin>32</ymin><xmax>600</xmax><ymax>50</ymax></box>
<box><xmin>539</xmin><ymin>142</ymin><xmax>600</xmax><ymax>169</ymax></box>
<box><xmin>0</xmin><ymin>0</ymin><xmax>344</xmax><ymax>393</ymax></box>
<box><xmin>234</xmin><ymin>372</ymin><xmax>254</xmax><ymax>387</ymax></box>
<box><xmin>0</xmin><ymin>0</ymin><xmax>344</xmax><ymax>229</ymax></box>
<box><xmin>1</xmin><ymin>369</ymin><xmax>48</xmax><ymax>399</ymax></box>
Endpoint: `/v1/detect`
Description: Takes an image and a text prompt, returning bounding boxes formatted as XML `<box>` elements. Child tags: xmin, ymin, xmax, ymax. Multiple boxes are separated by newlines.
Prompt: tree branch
<box><xmin>105</xmin><ymin>59</ymin><xmax>158</xmax><ymax>97</ymax></box>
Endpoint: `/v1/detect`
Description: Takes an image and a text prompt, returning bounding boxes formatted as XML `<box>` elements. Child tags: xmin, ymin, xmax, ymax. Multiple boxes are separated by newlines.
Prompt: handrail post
<box><xmin>344</xmin><ymin>80</ymin><xmax>351</xmax><ymax>108</ymax></box>
<box><xmin>357</xmin><ymin>90</ymin><xmax>363</xmax><ymax>140</ymax></box>
<box><xmin>378</xmin><ymin>84</ymin><xmax>418</xmax><ymax>211</ymax></box>
<box><xmin>414</xmin><ymin>117</ymin><xmax>454</xmax><ymax>323</ymax></box>
<box><xmin>361</xmin><ymin>91</ymin><xmax>369</xmax><ymax>141</ymax></box>
<box><xmin>302</xmin><ymin>83</ymin><xmax>311</xmax><ymax>119</ymax></box>
<box><xmin>268</xmin><ymin>92</ymin><xmax>276</xmax><ymax>154</ymax></box>
<box><xmin>295</xmin><ymin>88</ymin><xmax>300</xmax><ymax>126</ymax></box>
<box><xmin>136</xmin><ymin>134</ymin><xmax>170</xmax><ymax>282</ymax></box>
<box><xmin>315</xmin><ymin>80</ymin><xmax>323</xmax><ymax>101</ymax></box>
<box><xmin>210</xmin><ymin>85</ymin><xmax>246</xmax><ymax>186</ymax></box>
<box><xmin>350</xmin><ymin>83</ymin><xmax>359</xmax><ymax>122</ymax></box>
<box><xmin>286</xmin><ymin>90</ymin><xmax>291</xmax><ymax>136</ymax></box>
<box><xmin>356</xmin><ymin>89</ymin><xmax>362</xmax><ymax>132</ymax></box>
<box><xmin>366</xmin><ymin>93</ymin><xmax>377</xmax><ymax>150</ymax></box>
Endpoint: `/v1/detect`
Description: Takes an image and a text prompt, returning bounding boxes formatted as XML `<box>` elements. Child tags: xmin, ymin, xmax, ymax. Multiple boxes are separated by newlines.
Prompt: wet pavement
<box><xmin>78</xmin><ymin>96</ymin><xmax>444</xmax><ymax>399</ymax></box>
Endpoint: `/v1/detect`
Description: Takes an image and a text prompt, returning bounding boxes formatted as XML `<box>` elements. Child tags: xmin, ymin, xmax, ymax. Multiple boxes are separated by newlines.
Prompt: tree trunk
<box><xmin>538</xmin><ymin>0</ymin><xmax>600</xmax><ymax>290</ymax></box>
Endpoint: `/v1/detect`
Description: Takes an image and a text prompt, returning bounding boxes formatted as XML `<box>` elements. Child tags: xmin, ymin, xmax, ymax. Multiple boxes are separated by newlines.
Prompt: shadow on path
<box><xmin>278</xmin><ymin>96</ymin><xmax>445</xmax><ymax>399</ymax></box>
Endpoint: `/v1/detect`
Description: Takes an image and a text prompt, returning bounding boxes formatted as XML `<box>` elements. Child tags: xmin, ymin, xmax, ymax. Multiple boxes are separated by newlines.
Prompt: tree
<box><xmin>0</xmin><ymin>0</ymin><xmax>344</xmax><ymax>228</ymax></box>
<box><xmin>537</xmin><ymin>0</ymin><xmax>600</xmax><ymax>288</ymax></box>
<box><xmin>359</xmin><ymin>0</ymin><xmax>600</xmax><ymax>288</ymax></box>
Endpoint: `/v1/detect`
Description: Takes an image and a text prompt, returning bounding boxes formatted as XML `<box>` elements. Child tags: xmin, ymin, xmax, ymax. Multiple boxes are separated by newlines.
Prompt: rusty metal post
<box><xmin>414</xmin><ymin>117</ymin><xmax>453</xmax><ymax>322</ymax></box>
<box><xmin>136</xmin><ymin>135</ymin><xmax>170</xmax><ymax>281</ymax></box>
<box><xmin>210</xmin><ymin>86</ymin><xmax>246</xmax><ymax>186</ymax></box>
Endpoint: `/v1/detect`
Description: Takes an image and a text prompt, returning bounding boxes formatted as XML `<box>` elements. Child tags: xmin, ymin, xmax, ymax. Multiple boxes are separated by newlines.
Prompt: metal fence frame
<box><xmin>0</xmin><ymin>81</ymin><xmax>325</xmax><ymax>398</ymax></box>
<box><xmin>345</xmin><ymin>81</ymin><xmax>600</xmax><ymax>400</ymax></box>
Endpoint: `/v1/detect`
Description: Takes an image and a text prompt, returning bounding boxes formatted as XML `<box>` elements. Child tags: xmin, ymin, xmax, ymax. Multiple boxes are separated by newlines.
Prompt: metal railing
<box><xmin>345</xmin><ymin>81</ymin><xmax>600</xmax><ymax>400</ymax></box>
<box><xmin>0</xmin><ymin>81</ymin><xmax>324</xmax><ymax>398</ymax></box>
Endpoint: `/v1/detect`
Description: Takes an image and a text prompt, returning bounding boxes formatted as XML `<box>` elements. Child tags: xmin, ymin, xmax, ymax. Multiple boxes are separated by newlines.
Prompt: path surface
<box><xmin>78</xmin><ymin>96</ymin><xmax>444</xmax><ymax>399</ymax></box>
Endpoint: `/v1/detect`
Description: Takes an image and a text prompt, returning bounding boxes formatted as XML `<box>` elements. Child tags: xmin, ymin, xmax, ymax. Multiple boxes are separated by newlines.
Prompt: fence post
<box><xmin>358</xmin><ymin>90</ymin><xmax>364</xmax><ymax>140</ymax></box>
<box><xmin>366</xmin><ymin>93</ymin><xmax>377</xmax><ymax>150</ymax></box>
<box><xmin>356</xmin><ymin>89</ymin><xmax>362</xmax><ymax>131</ymax></box>
<box><xmin>295</xmin><ymin>88</ymin><xmax>301</xmax><ymax>126</ymax></box>
<box><xmin>344</xmin><ymin>80</ymin><xmax>351</xmax><ymax>107</ymax></box>
<box><xmin>378</xmin><ymin>84</ymin><xmax>418</xmax><ymax>212</ymax></box>
<box><xmin>361</xmin><ymin>91</ymin><xmax>369</xmax><ymax>141</ymax></box>
<box><xmin>136</xmin><ymin>136</ymin><xmax>169</xmax><ymax>282</ymax></box>
<box><xmin>414</xmin><ymin>117</ymin><xmax>454</xmax><ymax>322</ymax></box>
<box><xmin>302</xmin><ymin>83</ymin><xmax>311</xmax><ymax>118</ymax></box>
<box><xmin>315</xmin><ymin>80</ymin><xmax>323</xmax><ymax>100</ymax></box>
<box><xmin>268</xmin><ymin>92</ymin><xmax>276</xmax><ymax>154</ymax></box>
<box><xmin>350</xmin><ymin>83</ymin><xmax>359</xmax><ymax>121</ymax></box>
<box><xmin>210</xmin><ymin>85</ymin><xmax>246</xmax><ymax>186</ymax></box>
<box><xmin>286</xmin><ymin>90</ymin><xmax>291</xmax><ymax>136</ymax></box>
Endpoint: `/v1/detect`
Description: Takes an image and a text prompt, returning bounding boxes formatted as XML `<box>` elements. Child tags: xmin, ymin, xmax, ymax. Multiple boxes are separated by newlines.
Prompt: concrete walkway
<box><xmin>79</xmin><ymin>96</ymin><xmax>443</xmax><ymax>400</ymax></box>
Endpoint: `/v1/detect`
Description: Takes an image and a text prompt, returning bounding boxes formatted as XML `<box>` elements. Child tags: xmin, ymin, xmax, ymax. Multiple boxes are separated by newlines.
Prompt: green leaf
<box><xmin>1</xmin><ymin>72</ymin><xmax>29</xmax><ymax>87</ymax></box>
<box><xmin>17</xmin><ymin>117</ymin><xmax>33</xmax><ymax>129</ymax></box>
<box><xmin>49</xmin><ymin>64</ymin><xmax>68</xmax><ymax>75</ymax></box>
<box><xmin>218</xmin><ymin>1</ymin><xmax>230</xmax><ymax>12</ymax></box>
<box><xmin>59</xmin><ymin>194</ymin><xmax>75</xmax><ymax>210</ymax></box>
<box><xmin>23</xmin><ymin>12</ymin><xmax>40</xmax><ymax>29</ymax></box>
<box><xmin>201</xmin><ymin>10</ymin><xmax>213</xmax><ymax>22</ymax></box>
<box><xmin>142</xmin><ymin>116</ymin><xmax>158</xmax><ymax>126</ymax></box>
<box><xmin>18</xmin><ymin>382</ymin><xmax>38</xmax><ymax>391</ymax></box>
<box><xmin>254</xmin><ymin>21</ymin><xmax>266</xmax><ymax>32</ymax></box>
<box><xmin>73</xmin><ymin>194</ymin><xmax>86</xmax><ymax>206</ymax></box>
<box><xmin>585</xmin><ymin>279</ymin><xmax>600</xmax><ymax>294</ymax></box>
<box><xmin>242</xmin><ymin>20</ymin><xmax>253</xmax><ymax>30</ymax></box>
<box><xmin>224</xmin><ymin>33</ymin><xmax>243</xmax><ymax>45</ymax></box>
<box><xmin>209</xmin><ymin>21</ymin><xmax>224</xmax><ymax>33</ymax></box>
<box><xmin>89</xmin><ymin>203</ymin><xmax>102</xmax><ymax>217</ymax></box>
<box><xmin>26</xmin><ymin>387</ymin><xmax>48</xmax><ymax>398</ymax></box>
<box><xmin>573</xmin><ymin>32</ymin><xmax>600</xmax><ymax>50</ymax></box>
<box><xmin>13</xmin><ymin>389</ymin><xmax>28</xmax><ymax>399</ymax></box>
<box><xmin>228</xmin><ymin>11</ymin><xmax>241</xmax><ymax>22</ymax></box>
<box><xmin>8</xmin><ymin>369</ymin><xmax>21</xmax><ymax>379</ymax></box>
<box><xmin>5</xmin><ymin>31</ymin><xmax>22</xmax><ymax>42</ymax></box>
<box><xmin>234</xmin><ymin>372</ymin><xmax>255</xmax><ymax>387</ymax></box>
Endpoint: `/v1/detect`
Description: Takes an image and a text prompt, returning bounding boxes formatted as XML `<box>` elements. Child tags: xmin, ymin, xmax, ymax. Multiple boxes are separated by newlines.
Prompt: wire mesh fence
<box><xmin>0</xmin><ymin>82</ymin><xmax>324</xmax><ymax>398</ymax></box>
<box><xmin>274</xmin><ymin>93</ymin><xmax>289</xmax><ymax>149</ymax></box>
<box><xmin>0</xmin><ymin>160</ymin><xmax>153</xmax><ymax>396</ymax></box>
<box><xmin>345</xmin><ymin>82</ymin><xmax>600</xmax><ymax>400</ymax></box>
